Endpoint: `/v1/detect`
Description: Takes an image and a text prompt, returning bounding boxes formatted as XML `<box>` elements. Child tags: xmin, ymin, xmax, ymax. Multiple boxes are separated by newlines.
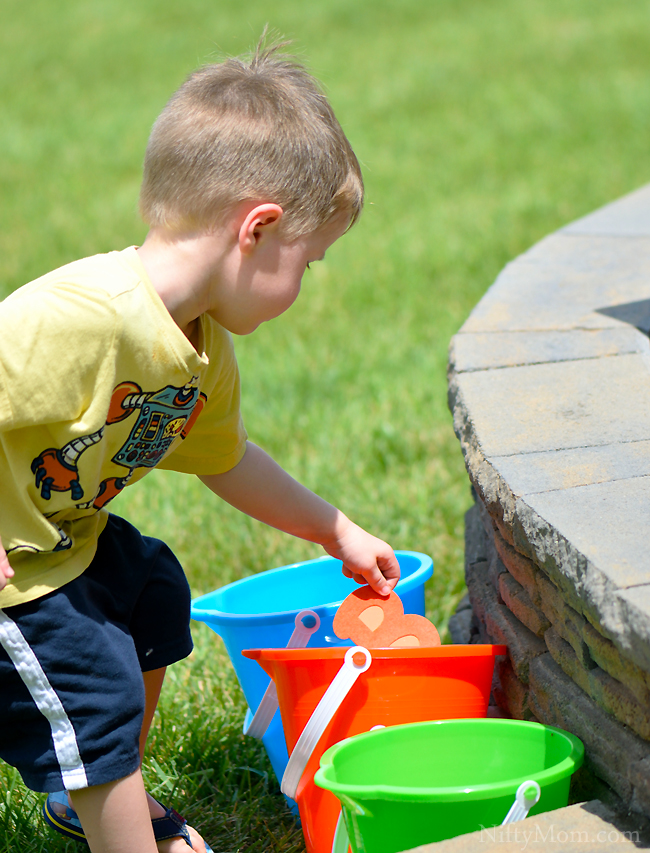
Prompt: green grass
<box><xmin>2</xmin><ymin>0</ymin><xmax>650</xmax><ymax>849</ymax></box>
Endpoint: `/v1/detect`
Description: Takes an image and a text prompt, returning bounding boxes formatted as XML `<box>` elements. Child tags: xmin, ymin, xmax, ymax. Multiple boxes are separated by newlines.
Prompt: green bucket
<box><xmin>314</xmin><ymin>718</ymin><xmax>584</xmax><ymax>853</ymax></box>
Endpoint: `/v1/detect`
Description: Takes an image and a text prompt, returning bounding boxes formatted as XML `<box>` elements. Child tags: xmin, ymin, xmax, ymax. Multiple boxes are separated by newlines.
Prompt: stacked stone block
<box><xmin>460</xmin><ymin>494</ymin><xmax>650</xmax><ymax>816</ymax></box>
<box><xmin>446</xmin><ymin>185</ymin><xmax>650</xmax><ymax>822</ymax></box>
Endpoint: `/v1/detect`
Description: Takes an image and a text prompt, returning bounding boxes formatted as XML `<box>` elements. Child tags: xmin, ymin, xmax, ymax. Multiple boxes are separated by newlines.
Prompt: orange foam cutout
<box><xmin>333</xmin><ymin>586</ymin><xmax>441</xmax><ymax>648</ymax></box>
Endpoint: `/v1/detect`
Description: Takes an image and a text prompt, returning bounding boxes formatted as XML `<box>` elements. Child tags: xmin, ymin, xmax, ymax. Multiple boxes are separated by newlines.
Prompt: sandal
<box><xmin>43</xmin><ymin>790</ymin><xmax>213</xmax><ymax>851</ymax></box>
<box><xmin>43</xmin><ymin>791</ymin><xmax>86</xmax><ymax>844</ymax></box>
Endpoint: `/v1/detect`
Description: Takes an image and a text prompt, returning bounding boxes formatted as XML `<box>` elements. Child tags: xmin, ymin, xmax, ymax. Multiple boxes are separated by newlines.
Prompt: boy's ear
<box><xmin>238</xmin><ymin>203</ymin><xmax>284</xmax><ymax>254</ymax></box>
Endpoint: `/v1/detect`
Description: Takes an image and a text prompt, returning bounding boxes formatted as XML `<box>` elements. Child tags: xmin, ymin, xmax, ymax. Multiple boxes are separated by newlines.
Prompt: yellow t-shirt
<box><xmin>0</xmin><ymin>247</ymin><xmax>247</xmax><ymax>608</ymax></box>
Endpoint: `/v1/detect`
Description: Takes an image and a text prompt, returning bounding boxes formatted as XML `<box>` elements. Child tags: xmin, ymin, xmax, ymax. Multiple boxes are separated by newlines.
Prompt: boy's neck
<box><xmin>136</xmin><ymin>227</ymin><xmax>231</xmax><ymax>347</ymax></box>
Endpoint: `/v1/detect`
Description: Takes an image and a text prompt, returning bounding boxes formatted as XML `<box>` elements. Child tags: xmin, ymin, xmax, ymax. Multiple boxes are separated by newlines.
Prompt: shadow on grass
<box><xmin>143</xmin><ymin>623</ymin><xmax>306</xmax><ymax>853</ymax></box>
<box><xmin>145</xmin><ymin>704</ymin><xmax>305</xmax><ymax>853</ymax></box>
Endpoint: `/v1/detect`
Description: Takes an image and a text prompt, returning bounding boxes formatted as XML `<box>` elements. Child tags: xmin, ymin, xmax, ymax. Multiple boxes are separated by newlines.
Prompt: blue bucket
<box><xmin>191</xmin><ymin>551</ymin><xmax>433</xmax><ymax>809</ymax></box>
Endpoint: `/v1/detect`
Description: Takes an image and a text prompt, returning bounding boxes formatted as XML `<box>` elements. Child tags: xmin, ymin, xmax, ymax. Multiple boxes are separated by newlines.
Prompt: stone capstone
<box><xmin>448</xmin><ymin>185</ymin><xmax>650</xmax><ymax>822</ymax></box>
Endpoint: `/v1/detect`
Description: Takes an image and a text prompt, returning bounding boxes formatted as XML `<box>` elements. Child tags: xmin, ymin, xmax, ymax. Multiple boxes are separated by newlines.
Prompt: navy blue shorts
<box><xmin>0</xmin><ymin>514</ymin><xmax>193</xmax><ymax>793</ymax></box>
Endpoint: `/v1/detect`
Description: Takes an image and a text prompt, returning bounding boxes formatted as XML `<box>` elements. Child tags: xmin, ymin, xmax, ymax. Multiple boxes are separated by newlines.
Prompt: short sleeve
<box><xmin>0</xmin><ymin>282</ymin><xmax>119</xmax><ymax>430</ymax></box>
<box><xmin>156</xmin><ymin>318</ymin><xmax>247</xmax><ymax>474</ymax></box>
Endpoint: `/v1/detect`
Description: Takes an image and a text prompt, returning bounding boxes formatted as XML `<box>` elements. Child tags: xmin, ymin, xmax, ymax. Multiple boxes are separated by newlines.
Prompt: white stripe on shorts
<box><xmin>0</xmin><ymin>609</ymin><xmax>88</xmax><ymax>789</ymax></box>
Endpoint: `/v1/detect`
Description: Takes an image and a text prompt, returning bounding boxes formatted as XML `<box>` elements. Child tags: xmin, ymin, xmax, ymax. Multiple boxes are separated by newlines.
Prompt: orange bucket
<box><xmin>243</xmin><ymin>644</ymin><xmax>506</xmax><ymax>853</ymax></box>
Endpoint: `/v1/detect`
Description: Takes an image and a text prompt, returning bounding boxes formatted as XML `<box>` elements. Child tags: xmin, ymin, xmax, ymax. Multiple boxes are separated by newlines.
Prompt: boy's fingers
<box><xmin>342</xmin><ymin>566</ymin><xmax>367</xmax><ymax>586</ymax></box>
<box><xmin>377</xmin><ymin>551</ymin><xmax>401</xmax><ymax>584</ymax></box>
<box><xmin>0</xmin><ymin>552</ymin><xmax>14</xmax><ymax>591</ymax></box>
<box><xmin>345</xmin><ymin>562</ymin><xmax>392</xmax><ymax>596</ymax></box>
<box><xmin>0</xmin><ymin>541</ymin><xmax>14</xmax><ymax>575</ymax></box>
<box><xmin>369</xmin><ymin>553</ymin><xmax>400</xmax><ymax>594</ymax></box>
<box><xmin>340</xmin><ymin>544</ymin><xmax>401</xmax><ymax>597</ymax></box>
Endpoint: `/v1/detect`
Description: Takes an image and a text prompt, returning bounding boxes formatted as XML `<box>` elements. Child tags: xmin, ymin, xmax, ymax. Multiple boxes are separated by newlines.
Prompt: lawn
<box><xmin>1</xmin><ymin>0</ymin><xmax>650</xmax><ymax>850</ymax></box>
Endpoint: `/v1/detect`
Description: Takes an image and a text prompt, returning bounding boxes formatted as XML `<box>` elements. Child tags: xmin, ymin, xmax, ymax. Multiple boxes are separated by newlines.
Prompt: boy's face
<box><xmin>207</xmin><ymin>212</ymin><xmax>349</xmax><ymax>335</ymax></box>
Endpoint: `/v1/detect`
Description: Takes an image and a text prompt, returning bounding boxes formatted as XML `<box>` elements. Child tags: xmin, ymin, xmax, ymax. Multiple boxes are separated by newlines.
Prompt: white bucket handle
<box><xmin>243</xmin><ymin>609</ymin><xmax>321</xmax><ymax>739</ymax></box>
<box><xmin>281</xmin><ymin>646</ymin><xmax>372</xmax><ymax>799</ymax></box>
<box><xmin>330</xmin><ymin>722</ymin><xmax>384</xmax><ymax>853</ymax></box>
<box><xmin>502</xmin><ymin>780</ymin><xmax>541</xmax><ymax>825</ymax></box>
<box><xmin>331</xmin><ymin>812</ymin><xmax>350</xmax><ymax>853</ymax></box>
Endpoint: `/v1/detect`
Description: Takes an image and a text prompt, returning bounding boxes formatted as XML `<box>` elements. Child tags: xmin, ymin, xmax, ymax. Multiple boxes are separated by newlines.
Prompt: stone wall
<box><xmin>447</xmin><ymin>185</ymin><xmax>650</xmax><ymax>818</ymax></box>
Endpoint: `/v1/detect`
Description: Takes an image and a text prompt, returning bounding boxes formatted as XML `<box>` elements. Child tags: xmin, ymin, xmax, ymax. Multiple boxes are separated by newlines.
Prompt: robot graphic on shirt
<box><xmin>31</xmin><ymin>378</ymin><xmax>207</xmax><ymax>533</ymax></box>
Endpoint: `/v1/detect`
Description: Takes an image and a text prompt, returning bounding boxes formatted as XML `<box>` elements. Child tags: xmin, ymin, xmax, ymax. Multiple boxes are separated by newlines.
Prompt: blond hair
<box><xmin>139</xmin><ymin>39</ymin><xmax>364</xmax><ymax>240</ymax></box>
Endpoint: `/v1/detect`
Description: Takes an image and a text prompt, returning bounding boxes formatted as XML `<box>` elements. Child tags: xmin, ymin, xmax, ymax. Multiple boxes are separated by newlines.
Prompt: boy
<box><xmin>0</xmin><ymin>39</ymin><xmax>400</xmax><ymax>853</ymax></box>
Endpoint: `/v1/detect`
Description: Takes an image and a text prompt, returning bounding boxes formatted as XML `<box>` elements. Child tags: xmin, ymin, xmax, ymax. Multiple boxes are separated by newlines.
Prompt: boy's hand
<box><xmin>321</xmin><ymin>517</ymin><xmax>400</xmax><ymax>596</ymax></box>
<box><xmin>0</xmin><ymin>534</ymin><xmax>14</xmax><ymax>591</ymax></box>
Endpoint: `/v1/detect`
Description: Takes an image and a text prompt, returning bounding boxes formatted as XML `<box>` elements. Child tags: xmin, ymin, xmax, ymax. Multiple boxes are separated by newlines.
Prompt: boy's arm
<box><xmin>199</xmin><ymin>442</ymin><xmax>400</xmax><ymax>595</ymax></box>
<box><xmin>0</xmin><ymin>535</ymin><xmax>14</xmax><ymax>591</ymax></box>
